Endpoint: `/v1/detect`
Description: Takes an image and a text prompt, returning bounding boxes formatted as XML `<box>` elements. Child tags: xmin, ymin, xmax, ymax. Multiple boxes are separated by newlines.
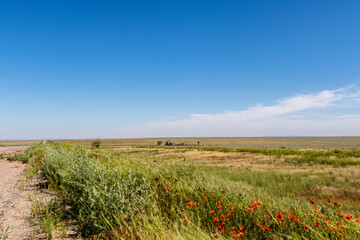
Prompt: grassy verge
<box><xmin>29</xmin><ymin>193</ymin><xmax>66</xmax><ymax>240</ymax></box>
<box><xmin>0</xmin><ymin>196</ymin><xmax>9</xmax><ymax>240</ymax></box>
<box><xmin>5</xmin><ymin>146</ymin><xmax>68</xmax><ymax>240</ymax></box>
<box><xmin>22</xmin><ymin>143</ymin><xmax>360</xmax><ymax>239</ymax></box>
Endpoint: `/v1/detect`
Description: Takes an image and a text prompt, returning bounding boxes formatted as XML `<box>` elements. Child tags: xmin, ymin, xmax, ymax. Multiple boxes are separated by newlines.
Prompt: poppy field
<box><xmin>23</xmin><ymin>142</ymin><xmax>360</xmax><ymax>239</ymax></box>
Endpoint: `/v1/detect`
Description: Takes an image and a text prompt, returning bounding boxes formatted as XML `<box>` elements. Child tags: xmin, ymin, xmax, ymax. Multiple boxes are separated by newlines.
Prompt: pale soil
<box><xmin>0</xmin><ymin>146</ymin><xmax>31</xmax><ymax>240</ymax></box>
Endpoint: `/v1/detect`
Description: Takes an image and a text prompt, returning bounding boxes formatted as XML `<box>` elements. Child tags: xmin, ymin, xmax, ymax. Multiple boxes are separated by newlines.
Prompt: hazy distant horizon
<box><xmin>3</xmin><ymin>135</ymin><xmax>360</xmax><ymax>142</ymax></box>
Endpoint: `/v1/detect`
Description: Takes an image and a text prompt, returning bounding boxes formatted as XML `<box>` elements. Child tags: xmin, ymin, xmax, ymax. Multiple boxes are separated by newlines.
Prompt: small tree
<box><xmin>92</xmin><ymin>138</ymin><xmax>102</xmax><ymax>148</ymax></box>
<box><xmin>157</xmin><ymin>140</ymin><xmax>163</xmax><ymax>146</ymax></box>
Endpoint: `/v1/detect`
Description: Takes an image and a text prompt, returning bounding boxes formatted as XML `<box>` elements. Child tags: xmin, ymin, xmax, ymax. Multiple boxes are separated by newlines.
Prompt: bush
<box><xmin>91</xmin><ymin>139</ymin><xmax>102</xmax><ymax>148</ymax></box>
<box><xmin>157</xmin><ymin>140</ymin><xmax>163</xmax><ymax>146</ymax></box>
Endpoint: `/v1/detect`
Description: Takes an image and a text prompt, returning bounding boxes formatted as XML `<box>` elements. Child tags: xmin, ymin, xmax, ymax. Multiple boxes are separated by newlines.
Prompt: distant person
<box><xmin>197</xmin><ymin>141</ymin><xmax>200</xmax><ymax>146</ymax></box>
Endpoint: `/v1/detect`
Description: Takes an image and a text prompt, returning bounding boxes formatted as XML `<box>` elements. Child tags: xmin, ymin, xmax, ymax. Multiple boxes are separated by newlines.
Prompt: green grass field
<box><xmin>13</xmin><ymin>140</ymin><xmax>360</xmax><ymax>239</ymax></box>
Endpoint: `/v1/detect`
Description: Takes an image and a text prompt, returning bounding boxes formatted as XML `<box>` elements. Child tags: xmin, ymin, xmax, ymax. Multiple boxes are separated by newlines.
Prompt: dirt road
<box><xmin>0</xmin><ymin>146</ymin><xmax>31</xmax><ymax>240</ymax></box>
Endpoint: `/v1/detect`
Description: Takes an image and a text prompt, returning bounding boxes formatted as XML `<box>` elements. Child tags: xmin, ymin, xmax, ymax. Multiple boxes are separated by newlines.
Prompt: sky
<box><xmin>1</xmin><ymin>0</ymin><xmax>360</xmax><ymax>139</ymax></box>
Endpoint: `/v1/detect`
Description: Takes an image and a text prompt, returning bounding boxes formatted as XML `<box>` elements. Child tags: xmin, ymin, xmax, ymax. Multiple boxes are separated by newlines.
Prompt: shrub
<box><xmin>157</xmin><ymin>140</ymin><xmax>163</xmax><ymax>146</ymax></box>
<box><xmin>91</xmin><ymin>139</ymin><xmax>102</xmax><ymax>148</ymax></box>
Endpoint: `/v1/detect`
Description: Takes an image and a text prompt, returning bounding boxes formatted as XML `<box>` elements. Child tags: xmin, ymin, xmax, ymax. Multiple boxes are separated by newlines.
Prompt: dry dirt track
<box><xmin>0</xmin><ymin>146</ymin><xmax>31</xmax><ymax>240</ymax></box>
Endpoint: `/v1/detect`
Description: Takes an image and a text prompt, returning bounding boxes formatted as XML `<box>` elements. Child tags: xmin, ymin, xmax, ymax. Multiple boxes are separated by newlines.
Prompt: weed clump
<box><xmin>6</xmin><ymin>153</ymin><xmax>29</xmax><ymax>163</ymax></box>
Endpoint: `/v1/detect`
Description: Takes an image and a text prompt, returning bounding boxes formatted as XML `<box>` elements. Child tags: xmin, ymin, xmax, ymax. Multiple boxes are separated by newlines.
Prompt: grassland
<box><xmin>15</xmin><ymin>140</ymin><xmax>360</xmax><ymax>239</ymax></box>
<box><xmin>2</xmin><ymin>136</ymin><xmax>360</xmax><ymax>148</ymax></box>
<box><xmin>0</xmin><ymin>140</ymin><xmax>42</xmax><ymax>146</ymax></box>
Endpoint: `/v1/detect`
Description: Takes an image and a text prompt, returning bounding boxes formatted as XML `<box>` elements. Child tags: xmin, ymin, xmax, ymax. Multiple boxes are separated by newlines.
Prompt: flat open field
<box><xmin>2</xmin><ymin>137</ymin><xmax>360</xmax><ymax>149</ymax></box>
<box><xmin>0</xmin><ymin>140</ymin><xmax>42</xmax><ymax>146</ymax></box>
<box><xmin>3</xmin><ymin>138</ymin><xmax>360</xmax><ymax>239</ymax></box>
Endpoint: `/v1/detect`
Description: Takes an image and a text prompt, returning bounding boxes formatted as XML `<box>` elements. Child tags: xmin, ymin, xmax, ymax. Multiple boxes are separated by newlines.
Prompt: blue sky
<box><xmin>1</xmin><ymin>0</ymin><xmax>360</xmax><ymax>139</ymax></box>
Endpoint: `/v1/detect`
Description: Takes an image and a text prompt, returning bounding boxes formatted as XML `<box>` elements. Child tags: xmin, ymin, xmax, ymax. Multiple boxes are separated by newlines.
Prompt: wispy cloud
<box><xmin>118</xmin><ymin>86</ymin><xmax>360</xmax><ymax>137</ymax></box>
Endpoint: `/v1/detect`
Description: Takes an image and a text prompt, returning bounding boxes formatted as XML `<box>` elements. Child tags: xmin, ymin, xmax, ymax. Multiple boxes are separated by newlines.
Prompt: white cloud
<box><xmin>118</xmin><ymin>87</ymin><xmax>360</xmax><ymax>137</ymax></box>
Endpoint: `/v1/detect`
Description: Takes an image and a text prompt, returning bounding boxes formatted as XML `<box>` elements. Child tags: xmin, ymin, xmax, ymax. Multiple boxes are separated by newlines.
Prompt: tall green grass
<box><xmin>195</xmin><ymin>165</ymin><xmax>360</xmax><ymax>208</ymax></box>
<box><xmin>26</xmin><ymin>144</ymin><xmax>360</xmax><ymax>239</ymax></box>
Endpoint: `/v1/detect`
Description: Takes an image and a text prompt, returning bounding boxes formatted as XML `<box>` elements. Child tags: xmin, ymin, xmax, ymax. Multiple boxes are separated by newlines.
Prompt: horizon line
<box><xmin>2</xmin><ymin>136</ymin><xmax>360</xmax><ymax>141</ymax></box>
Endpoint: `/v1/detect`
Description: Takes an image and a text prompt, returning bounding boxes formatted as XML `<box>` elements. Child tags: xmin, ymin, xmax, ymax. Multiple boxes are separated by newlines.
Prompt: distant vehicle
<box><xmin>165</xmin><ymin>140</ymin><xmax>187</xmax><ymax>146</ymax></box>
<box><xmin>165</xmin><ymin>140</ymin><xmax>174</xmax><ymax>146</ymax></box>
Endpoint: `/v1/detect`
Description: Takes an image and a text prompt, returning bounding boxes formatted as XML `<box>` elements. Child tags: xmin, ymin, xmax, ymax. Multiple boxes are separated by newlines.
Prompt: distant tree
<box><xmin>92</xmin><ymin>138</ymin><xmax>102</xmax><ymax>148</ymax></box>
<box><xmin>157</xmin><ymin>140</ymin><xmax>163</xmax><ymax>146</ymax></box>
